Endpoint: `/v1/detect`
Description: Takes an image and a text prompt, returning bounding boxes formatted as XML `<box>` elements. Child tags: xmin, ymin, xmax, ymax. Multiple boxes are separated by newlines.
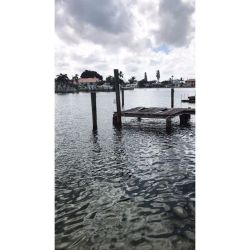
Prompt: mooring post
<box><xmin>179</xmin><ymin>114</ymin><xmax>191</xmax><ymax>126</ymax></box>
<box><xmin>91</xmin><ymin>92</ymin><xmax>97</xmax><ymax>130</ymax></box>
<box><xmin>171</xmin><ymin>88</ymin><xmax>174</xmax><ymax>108</ymax></box>
<box><xmin>166</xmin><ymin>117</ymin><xmax>172</xmax><ymax>131</ymax></box>
<box><xmin>114</xmin><ymin>69</ymin><xmax>122</xmax><ymax>127</ymax></box>
<box><xmin>121</xmin><ymin>88</ymin><xmax>124</xmax><ymax>107</ymax></box>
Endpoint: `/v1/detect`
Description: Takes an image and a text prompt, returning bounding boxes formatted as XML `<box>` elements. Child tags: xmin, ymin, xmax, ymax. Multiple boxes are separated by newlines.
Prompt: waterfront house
<box><xmin>97</xmin><ymin>82</ymin><xmax>113</xmax><ymax>91</ymax></box>
<box><xmin>78</xmin><ymin>77</ymin><xmax>100</xmax><ymax>90</ymax></box>
<box><xmin>184</xmin><ymin>79</ymin><xmax>195</xmax><ymax>87</ymax></box>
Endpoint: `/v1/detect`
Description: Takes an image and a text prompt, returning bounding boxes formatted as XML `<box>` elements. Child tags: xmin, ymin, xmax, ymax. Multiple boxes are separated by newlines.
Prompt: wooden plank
<box><xmin>122</xmin><ymin>107</ymin><xmax>144</xmax><ymax>113</ymax></box>
<box><xmin>153</xmin><ymin>108</ymin><xmax>169</xmax><ymax>114</ymax></box>
<box><xmin>160</xmin><ymin>108</ymin><xmax>186</xmax><ymax>116</ymax></box>
<box><xmin>135</xmin><ymin>107</ymin><xmax>165</xmax><ymax>115</ymax></box>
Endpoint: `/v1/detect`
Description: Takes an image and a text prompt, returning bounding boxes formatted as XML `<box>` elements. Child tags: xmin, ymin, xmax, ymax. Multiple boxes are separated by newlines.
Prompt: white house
<box><xmin>172</xmin><ymin>79</ymin><xmax>182</xmax><ymax>87</ymax></box>
<box><xmin>78</xmin><ymin>77</ymin><xmax>100</xmax><ymax>90</ymax></box>
<box><xmin>97</xmin><ymin>82</ymin><xmax>113</xmax><ymax>91</ymax></box>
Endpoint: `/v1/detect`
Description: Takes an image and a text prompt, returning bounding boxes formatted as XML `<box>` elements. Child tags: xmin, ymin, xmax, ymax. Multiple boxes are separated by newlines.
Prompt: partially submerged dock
<box><xmin>89</xmin><ymin>68</ymin><xmax>195</xmax><ymax>131</ymax></box>
<box><xmin>113</xmin><ymin>107</ymin><xmax>195</xmax><ymax>129</ymax></box>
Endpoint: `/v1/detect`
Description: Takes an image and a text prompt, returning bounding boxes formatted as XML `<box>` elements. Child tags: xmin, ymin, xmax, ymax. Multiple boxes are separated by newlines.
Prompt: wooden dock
<box><xmin>89</xmin><ymin>68</ymin><xmax>195</xmax><ymax>132</ymax></box>
<box><xmin>113</xmin><ymin>107</ymin><xmax>195</xmax><ymax>130</ymax></box>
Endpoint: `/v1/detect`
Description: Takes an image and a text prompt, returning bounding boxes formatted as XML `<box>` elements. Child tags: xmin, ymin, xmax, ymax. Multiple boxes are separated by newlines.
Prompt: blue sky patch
<box><xmin>152</xmin><ymin>44</ymin><xmax>171</xmax><ymax>54</ymax></box>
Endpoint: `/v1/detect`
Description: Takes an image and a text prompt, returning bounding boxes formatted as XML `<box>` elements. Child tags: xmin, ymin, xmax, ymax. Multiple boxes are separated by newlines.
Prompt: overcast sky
<box><xmin>55</xmin><ymin>0</ymin><xmax>195</xmax><ymax>81</ymax></box>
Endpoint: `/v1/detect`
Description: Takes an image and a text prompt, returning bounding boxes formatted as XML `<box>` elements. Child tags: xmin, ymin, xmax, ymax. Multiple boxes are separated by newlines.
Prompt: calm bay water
<box><xmin>55</xmin><ymin>88</ymin><xmax>195</xmax><ymax>250</ymax></box>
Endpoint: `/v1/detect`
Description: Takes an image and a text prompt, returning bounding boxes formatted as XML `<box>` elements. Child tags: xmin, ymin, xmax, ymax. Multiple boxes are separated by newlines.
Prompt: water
<box><xmin>55</xmin><ymin>88</ymin><xmax>195</xmax><ymax>250</ymax></box>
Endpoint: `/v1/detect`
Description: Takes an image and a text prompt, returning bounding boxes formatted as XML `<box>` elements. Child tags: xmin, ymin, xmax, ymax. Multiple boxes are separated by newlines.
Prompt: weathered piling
<box><xmin>179</xmin><ymin>114</ymin><xmax>191</xmax><ymax>126</ymax></box>
<box><xmin>91</xmin><ymin>92</ymin><xmax>97</xmax><ymax>130</ymax></box>
<box><xmin>171</xmin><ymin>88</ymin><xmax>174</xmax><ymax>108</ymax></box>
<box><xmin>114</xmin><ymin>69</ymin><xmax>122</xmax><ymax>127</ymax></box>
<box><xmin>121</xmin><ymin>88</ymin><xmax>124</xmax><ymax>107</ymax></box>
<box><xmin>166</xmin><ymin>117</ymin><xmax>172</xmax><ymax>131</ymax></box>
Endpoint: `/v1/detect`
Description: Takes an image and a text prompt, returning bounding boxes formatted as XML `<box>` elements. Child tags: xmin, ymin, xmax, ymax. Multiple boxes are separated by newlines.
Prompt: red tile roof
<box><xmin>78</xmin><ymin>77</ymin><xmax>100</xmax><ymax>84</ymax></box>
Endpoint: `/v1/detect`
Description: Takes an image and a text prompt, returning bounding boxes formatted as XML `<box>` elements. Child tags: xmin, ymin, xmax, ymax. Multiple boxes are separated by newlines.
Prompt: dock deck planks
<box><xmin>115</xmin><ymin>107</ymin><xmax>195</xmax><ymax>119</ymax></box>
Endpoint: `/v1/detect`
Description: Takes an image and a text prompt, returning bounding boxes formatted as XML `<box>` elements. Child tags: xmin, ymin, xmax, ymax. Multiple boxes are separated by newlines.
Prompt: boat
<box><xmin>188</xmin><ymin>96</ymin><xmax>195</xmax><ymax>101</ymax></box>
<box><xmin>181</xmin><ymin>95</ymin><xmax>195</xmax><ymax>103</ymax></box>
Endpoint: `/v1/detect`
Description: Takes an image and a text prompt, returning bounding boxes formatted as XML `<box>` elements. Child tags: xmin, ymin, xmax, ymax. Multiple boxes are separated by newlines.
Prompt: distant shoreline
<box><xmin>55</xmin><ymin>86</ymin><xmax>195</xmax><ymax>94</ymax></box>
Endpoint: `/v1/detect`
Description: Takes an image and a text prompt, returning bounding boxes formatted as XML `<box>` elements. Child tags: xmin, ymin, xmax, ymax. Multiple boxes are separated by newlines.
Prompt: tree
<box><xmin>55</xmin><ymin>73</ymin><xmax>78</xmax><ymax>93</ymax></box>
<box><xmin>128</xmin><ymin>76</ymin><xmax>136</xmax><ymax>84</ymax></box>
<box><xmin>156</xmin><ymin>70</ymin><xmax>160</xmax><ymax>82</ymax></box>
<box><xmin>138</xmin><ymin>79</ymin><xmax>147</xmax><ymax>88</ymax></box>
<box><xmin>80</xmin><ymin>70</ymin><xmax>103</xmax><ymax>80</ymax></box>
<box><xmin>119</xmin><ymin>71</ymin><xmax>123</xmax><ymax>79</ymax></box>
<box><xmin>106</xmin><ymin>75</ymin><xmax>115</xmax><ymax>85</ymax></box>
<box><xmin>72</xmin><ymin>74</ymin><xmax>79</xmax><ymax>84</ymax></box>
<box><xmin>119</xmin><ymin>71</ymin><xmax>125</xmax><ymax>86</ymax></box>
<box><xmin>106</xmin><ymin>72</ymin><xmax>124</xmax><ymax>87</ymax></box>
<box><xmin>55</xmin><ymin>73</ymin><xmax>70</xmax><ymax>84</ymax></box>
<box><xmin>144</xmin><ymin>72</ymin><xmax>148</xmax><ymax>82</ymax></box>
<box><xmin>180</xmin><ymin>77</ymin><xmax>184</xmax><ymax>87</ymax></box>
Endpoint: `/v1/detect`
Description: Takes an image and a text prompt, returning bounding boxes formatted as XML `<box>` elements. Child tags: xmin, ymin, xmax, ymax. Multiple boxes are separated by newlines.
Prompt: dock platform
<box><xmin>113</xmin><ymin>107</ymin><xmax>195</xmax><ymax>129</ymax></box>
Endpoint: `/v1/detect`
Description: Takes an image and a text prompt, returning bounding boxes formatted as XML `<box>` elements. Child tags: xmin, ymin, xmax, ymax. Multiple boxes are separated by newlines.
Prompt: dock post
<box><xmin>171</xmin><ymin>88</ymin><xmax>174</xmax><ymax>108</ymax></box>
<box><xmin>179</xmin><ymin>114</ymin><xmax>191</xmax><ymax>126</ymax></box>
<box><xmin>166</xmin><ymin>117</ymin><xmax>172</xmax><ymax>131</ymax></box>
<box><xmin>114</xmin><ymin>69</ymin><xmax>122</xmax><ymax>127</ymax></box>
<box><xmin>91</xmin><ymin>92</ymin><xmax>97</xmax><ymax>130</ymax></box>
<box><xmin>121</xmin><ymin>88</ymin><xmax>124</xmax><ymax>107</ymax></box>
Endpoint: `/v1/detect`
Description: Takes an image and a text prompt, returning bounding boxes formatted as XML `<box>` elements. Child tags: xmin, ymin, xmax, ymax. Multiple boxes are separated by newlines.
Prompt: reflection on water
<box><xmin>55</xmin><ymin>89</ymin><xmax>195</xmax><ymax>250</ymax></box>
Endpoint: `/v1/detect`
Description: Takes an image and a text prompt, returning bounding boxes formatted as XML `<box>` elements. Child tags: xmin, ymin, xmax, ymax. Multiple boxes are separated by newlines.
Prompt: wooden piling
<box><xmin>121</xmin><ymin>88</ymin><xmax>124</xmax><ymax>107</ymax></box>
<box><xmin>91</xmin><ymin>92</ymin><xmax>97</xmax><ymax>130</ymax></box>
<box><xmin>114</xmin><ymin>69</ymin><xmax>122</xmax><ymax>127</ymax></box>
<box><xmin>171</xmin><ymin>88</ymin><xmax>174</xmax><ymax>108</ymax></box>
<box><xmin>166</xmin><ymin>117</ymin><xmax>172</xmax><ymax>131</ymax></box>
<box><xmin>179</xmin><ymin>114</ymin><xmax>191</xmax><ymax>126</ymax></box>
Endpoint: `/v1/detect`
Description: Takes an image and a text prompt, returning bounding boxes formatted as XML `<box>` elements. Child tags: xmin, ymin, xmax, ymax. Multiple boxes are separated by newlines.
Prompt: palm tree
<box><xmin>119</xmin><ymin>71</ymin><xmax>123</xmax><ymax>79</ymax></box>
<box><xmin>55</xmin><ymin>74</ymin><xmax>70</xmax><ymax>91</ymax></box>
<box><xmin>119</xmin><ymin>71</ymin><xmax>125</xmax><ymax>86</ymax></box>
<box><xmin>128</xmin><ymin>76</ymin><xmax>136</xmax><ymax>84</ymax></box>
<box><xmin>156</xmin><ymin>70</ymin><xmax>160</xmax><ymax>82</ymax></box>
<box><xmin>72</xmin><ymin>74</ymin><xmax>79</xmax><ymax>84</ymax></box>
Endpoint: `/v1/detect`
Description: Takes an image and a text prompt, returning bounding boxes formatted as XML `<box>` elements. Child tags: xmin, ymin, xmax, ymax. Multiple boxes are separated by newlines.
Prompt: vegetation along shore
<box><xmin>55</xmin><ymin>69</ymin><xmax>195</xmax><ymax>94</ymax></box>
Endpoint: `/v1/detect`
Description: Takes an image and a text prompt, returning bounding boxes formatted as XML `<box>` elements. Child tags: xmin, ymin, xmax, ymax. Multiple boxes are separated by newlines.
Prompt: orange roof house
<box><xmin>78</xmin><ymin>77</ymin><xmax>100</xmax><ymax>84</ymax></box>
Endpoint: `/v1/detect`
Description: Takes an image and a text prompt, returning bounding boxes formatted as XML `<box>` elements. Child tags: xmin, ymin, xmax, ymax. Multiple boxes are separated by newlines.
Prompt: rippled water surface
<box><xmin>55</xmin><ymin>88</ymin><xmax>195</xmax><ymax>250</ymax></box>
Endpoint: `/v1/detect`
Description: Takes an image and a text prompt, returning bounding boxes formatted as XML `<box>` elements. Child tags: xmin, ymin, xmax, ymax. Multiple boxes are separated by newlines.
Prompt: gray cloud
<box><xmin>55</xmin><ymin>0</ymin><xmax>133</xmax><ymax>46</ymax></box>
<box><xmin>67</xmin><ymin>0</ymin><xmax>130</xmax><ymax>33</ymax></box>
<box><xmin>155</xmin><ymin>0</ymin><xmax>194</xmax><ymax>47</ymax></box>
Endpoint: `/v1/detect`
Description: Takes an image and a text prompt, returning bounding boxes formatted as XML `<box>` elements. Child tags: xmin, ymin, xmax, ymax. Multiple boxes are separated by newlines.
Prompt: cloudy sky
<box><xmin>55</xmin><ymin>0</ymin><xmax>195</xmax><ymax>81</ymax></box>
